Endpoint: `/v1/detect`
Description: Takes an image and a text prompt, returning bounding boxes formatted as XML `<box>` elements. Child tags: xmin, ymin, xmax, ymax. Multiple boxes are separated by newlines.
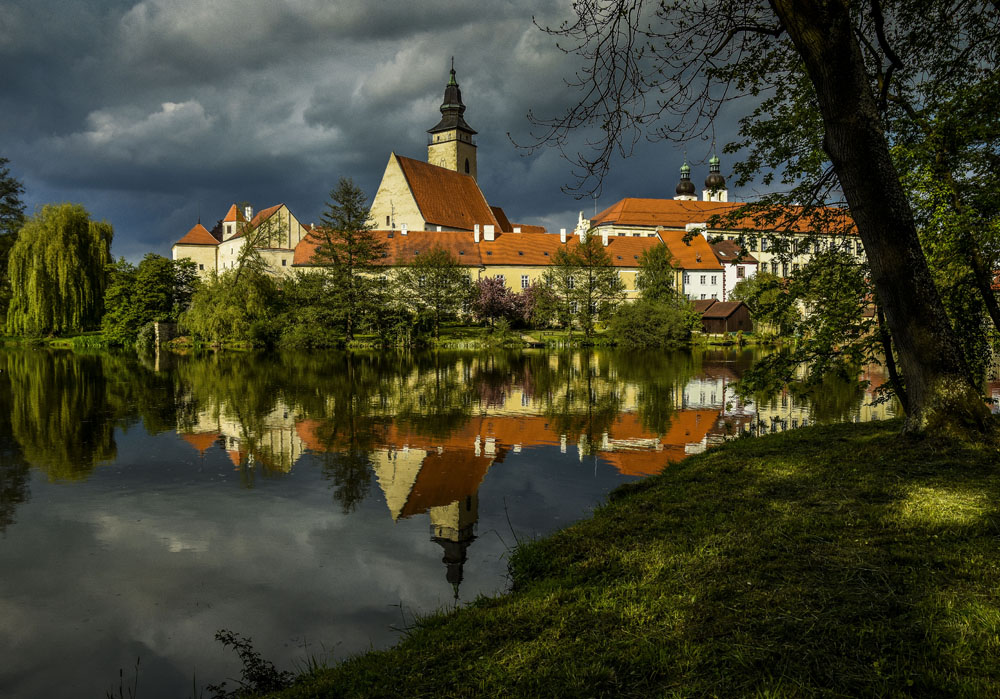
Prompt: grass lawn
<box><xmin>261</xmin><ymin>419</ymin><xmax>1000</xmax><ymax>698</ymax></box>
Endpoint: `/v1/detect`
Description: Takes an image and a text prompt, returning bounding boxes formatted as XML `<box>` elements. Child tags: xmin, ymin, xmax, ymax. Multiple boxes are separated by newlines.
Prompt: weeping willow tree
<box><xmin>6</xmin><ymin>203</ymin><xmax>113</xmax><ymax>335</ymax></box>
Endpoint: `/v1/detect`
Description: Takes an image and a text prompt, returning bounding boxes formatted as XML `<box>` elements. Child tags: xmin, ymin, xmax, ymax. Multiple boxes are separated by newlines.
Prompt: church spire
<box><xmin>427</xmin><ymin>60</ymin><xmax>479</xmax><ymax>180</ymax></box>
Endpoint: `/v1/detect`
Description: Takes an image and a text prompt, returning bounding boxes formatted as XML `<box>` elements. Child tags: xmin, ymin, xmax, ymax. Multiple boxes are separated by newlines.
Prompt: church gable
<box><xmin>369</xmin><ymin>153</ymin><xmax>426</xmax><ymax>231</ymax></box>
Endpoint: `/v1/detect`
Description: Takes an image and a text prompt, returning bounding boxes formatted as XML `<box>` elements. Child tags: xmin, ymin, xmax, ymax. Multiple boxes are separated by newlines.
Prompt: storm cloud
<box><xmin>1</xmin><ymin>0</ymin><xmax>742</xmax><ymax>261</ymax></box>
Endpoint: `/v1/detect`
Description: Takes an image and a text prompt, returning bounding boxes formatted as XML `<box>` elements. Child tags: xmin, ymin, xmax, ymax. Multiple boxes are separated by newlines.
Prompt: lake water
<box><xmin>0</xmin><ymin>347</ymin><xmax>896</xmax><ymax>698</ymax></box>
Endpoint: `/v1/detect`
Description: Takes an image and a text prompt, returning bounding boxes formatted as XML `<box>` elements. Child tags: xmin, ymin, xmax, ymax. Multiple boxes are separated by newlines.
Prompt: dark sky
<box><xmin>1</xmin><ymin>0</ymin><xmax>745</xmax><ymax>262</ymax></box>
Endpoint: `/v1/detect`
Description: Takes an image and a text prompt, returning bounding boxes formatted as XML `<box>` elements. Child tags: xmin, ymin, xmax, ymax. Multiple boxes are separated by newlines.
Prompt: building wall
<box><xmin>427</xmin><ymin>133</ymin><xmax>478</xmax><ymax>180</ymax></box>
<box><xmin>721</xmin><ymin>262</ymin><xmax>756</xmax><ymax>301</ymax></box>
<box><xmin>172</xmin><ymin>244</ymin><xmax>218</xmax><ymax>278</ymax></box>
<box><xmin>682</xmin><ymin>268</ymin><xmax>724</xmax><ymax>300</ymax></box>
<box><xmin>369</xmin><ymin>154</ymin><xmax>427</xmax><ymax>232</ymax></box>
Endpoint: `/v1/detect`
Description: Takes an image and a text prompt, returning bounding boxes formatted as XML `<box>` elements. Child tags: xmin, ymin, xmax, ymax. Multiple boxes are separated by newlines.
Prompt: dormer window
<box><xmin>486</xmin><ymin>251</ymin><xmax>492</xmax><ymax>255</ymax></box>
<box><xmin>518</xmin><ymin>251</ymin><xmax>524</xmax><ymax>256</ymax></box>
<box><xmin>459</xmin><ymin>250</ymin><xmax>465</xmax><ymax>255</ymax></box>
<box><xmin>543</xmin><ymin>251</ymin><xmax>549</xmax><ymax>256</ymax></box>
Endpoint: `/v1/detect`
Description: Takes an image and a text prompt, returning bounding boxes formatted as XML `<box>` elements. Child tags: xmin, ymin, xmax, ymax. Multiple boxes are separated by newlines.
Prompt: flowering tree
<box><xmin>470</xmin><ymin>277</ymin><xmax>522</xmax><ymax>328</ymax></box>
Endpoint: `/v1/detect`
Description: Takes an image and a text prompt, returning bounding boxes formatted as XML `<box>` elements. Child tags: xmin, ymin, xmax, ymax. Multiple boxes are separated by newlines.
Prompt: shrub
<box><xmin>609</xmin><ymin>299</ymin><xmax>692</xmax><ymax>349</ymax></box>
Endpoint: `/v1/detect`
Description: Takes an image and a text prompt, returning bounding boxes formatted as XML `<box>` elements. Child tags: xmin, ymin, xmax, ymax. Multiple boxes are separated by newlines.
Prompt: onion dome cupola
<box><xmin>427</xmin><ymin>59</ymin><xmax>479</xmax><ymax>180</ymax></box>
<box><xmin>702</xmin><ymin>150</ymin><xmax>729</xmax><ymax>202</ymax></box>
<box><xmin>674</xmin><ymin>157</ymin><xmax>696</xmax><ymax>200</ymax></box>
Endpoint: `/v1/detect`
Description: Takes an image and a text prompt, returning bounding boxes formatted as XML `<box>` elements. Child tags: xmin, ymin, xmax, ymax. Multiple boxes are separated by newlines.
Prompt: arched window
<box><xmin>465</xmin><ymin>158</ymin><xmax>470</xmax><ymax>174</ymax></box>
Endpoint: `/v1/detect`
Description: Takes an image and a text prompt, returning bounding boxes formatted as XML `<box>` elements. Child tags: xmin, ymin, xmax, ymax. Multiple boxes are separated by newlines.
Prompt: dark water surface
<box><xmin>0</xmin><ymin>348</ymin><xmax>895</xmax><ymax>698</ymax></box>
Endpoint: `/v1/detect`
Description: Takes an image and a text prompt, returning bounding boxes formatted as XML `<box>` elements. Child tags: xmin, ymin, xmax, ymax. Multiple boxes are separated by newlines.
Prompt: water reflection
<box><xmin>0</xmin><ymin>347</ymin><xmax>904</xmax><ymax>698</ymax></box>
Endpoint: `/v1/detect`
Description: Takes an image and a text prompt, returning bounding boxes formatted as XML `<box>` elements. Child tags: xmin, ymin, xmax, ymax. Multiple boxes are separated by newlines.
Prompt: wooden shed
<box><xmin>699</xmin><ymin>301</ymin><xmax>753</xmax><ymax>334</ymax></box>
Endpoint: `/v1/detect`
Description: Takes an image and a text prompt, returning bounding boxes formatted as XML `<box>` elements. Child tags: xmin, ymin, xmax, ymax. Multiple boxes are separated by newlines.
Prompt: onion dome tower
<box><xmin>703</xmin><ymin>150</ymin><xmax>728</xmax><ymax>202</ymax></box>
<box><xmin>427</xmin><ymin>58</ymin><xmax>478</xmax><ymax>181</ymax></box>
<box><xmin>674</xmin><ymin>156</ymin><xmax>697</xmax><ymax>201</ymax></box>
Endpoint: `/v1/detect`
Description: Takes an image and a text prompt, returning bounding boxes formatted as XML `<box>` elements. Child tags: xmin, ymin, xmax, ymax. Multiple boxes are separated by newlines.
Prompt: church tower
<box><xmin>427</xmin><ymin>60</ymin><xmax>478</xmax><ymax>181</ymax></box>
<box><xmin>674</xmin><ymin>157</ymin><xmax>697</xmax><ymax>201</ymax></box>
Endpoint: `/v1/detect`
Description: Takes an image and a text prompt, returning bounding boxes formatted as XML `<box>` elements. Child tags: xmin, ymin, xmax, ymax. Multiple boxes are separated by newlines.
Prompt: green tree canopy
<box><xmin>6</xmin><ymin>203</ymin><xmax>112</xmax><ymax>336</ymax></box>
<box><xmin>396</xmin><ymin>245</ymin><xmax>469</xmax><ymax>340</ymax></box>
<box><xmin>102</xmin><ymin>254</ymin><xmax>199</xmax><ymax>346</ymax></box>
<box><xmin>313</xmin><ymin>178</ymin><xmax>387</xmax><ymax>339</ymax></box>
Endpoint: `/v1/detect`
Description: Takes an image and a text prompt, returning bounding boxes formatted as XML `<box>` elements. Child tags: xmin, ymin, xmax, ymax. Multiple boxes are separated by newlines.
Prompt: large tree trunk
<box><xmin>770</xmin><ymin>0</ymin><xmax>993</xmax><ymax>438</ymax></box>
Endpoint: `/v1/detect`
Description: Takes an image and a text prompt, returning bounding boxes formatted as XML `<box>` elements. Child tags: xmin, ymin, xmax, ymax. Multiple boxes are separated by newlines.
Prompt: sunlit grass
<box><xmin>263</xmin><ymin>419</ymin><xmax>1000</xmax><ymax>698</ymax></box>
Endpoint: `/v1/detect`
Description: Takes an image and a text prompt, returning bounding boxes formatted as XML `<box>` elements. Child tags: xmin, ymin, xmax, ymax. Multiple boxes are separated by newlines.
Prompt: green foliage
<box><xmin>636</xmin><ymin>244</ymin><xmax>679</xmax><ymax>304</ymax></box>
<box><xmin>181</xmin><ymin>268</ymin><xmax>281</xmax><ymax>345</ymax></box>
<box><xmin>313</xmin><ymin>178</ymin><xmax>386</xmax><ymax>339</ymax></box>
<box><xmin>0</xmin><ymin>157</ymin><xmax>26</xmax><ymax>324</ymax></box>
<box><xmin>275</xmin><ymin>271</ymin><xmax>343</xmax><ymax>349</ymax></box>
<box><xmin>207</xmin><ymin>629</ymin><xmax>292</xmax><ymax>698</ymax></box>
<box><xmin>101</xmin><ymin>254</ymin><xmax>199</xmax><ymax>347</ymax></box>
<box><xmin>729</xmin><ymin>271</ymin><xmax>798</xmax><ymax>337</ymax></box>
<box><xmin>609</xmin><ymin>298</ymin><xmax>692</xmax><ymax>349</ymax></box>
<box><xmin>6</xmin><ymin>203</ymin><xmax>112</xmax><ymax>336</ymax></box>
<box><xmin>396</xmin><ymin>245</ymin><xmax>469</xmax><ymax>340</ymax></box>
<box><xmin>541</xmin><ymin>235</ymin><xmax>625</xmax><ymax>338</ymax></box>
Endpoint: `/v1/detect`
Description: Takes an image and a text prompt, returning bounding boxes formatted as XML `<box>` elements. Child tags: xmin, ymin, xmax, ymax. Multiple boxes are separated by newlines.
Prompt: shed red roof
<box><xmin>175</xmin><ymin>223</ymin><xmax>220</xmax><ymax>246</ymax></box>
<box><xmin>701</xmin><ymin>301</ymin><xmax>747</xmax><ymax>319</ymax></box>
<box><xmin>396</xmin><ymin>155</ymin><xmax>499</xmax><ymax>232</ymax></box>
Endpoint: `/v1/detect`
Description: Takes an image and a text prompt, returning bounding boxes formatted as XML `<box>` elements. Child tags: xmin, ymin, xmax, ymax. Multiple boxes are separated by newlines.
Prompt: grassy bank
<box><xmin>263</xmin><ymin>419</ymin><xmax>1000</xmax><ymax>698</ymax></box>
<box><xmin>1</xmin><ymin>330</ymin><xmax>108</xmax><ymax>348</ymax></box>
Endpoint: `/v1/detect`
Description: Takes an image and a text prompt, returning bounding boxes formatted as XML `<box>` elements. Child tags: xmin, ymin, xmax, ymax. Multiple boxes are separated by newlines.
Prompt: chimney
<box><xmin>400</xmin><ymin>223</ymin><xmax>408</xmax><ymax>236</ymax></box>
<box><xmin>560</xmin><ymin>228</ymin><xmax>567</xmax><ymax>244</ymax></box>
<box><xmin>436</xmin><ymin>225</ymin><xmax>442</xmax><ymax>231</ymax></box>
<box><xmin>244</xmin><ymin>205</ymin><xmax>253</xmax><ymax>221</ymax></box>
<box><xmin>513</xmin><ymin>226</ymin><xmax>522</xmax><ymax>233</ymax></box>
<box><xmin>484</xmin><ymin>224</ymin><xmax>495</xmax><ymax>241</ymax></box>
<box><xmin>474</xmin><ymin>224</ymin><xmax>480</xmax><ymax>243</ymax></box>
<box><xmin>601</xmin><ymin>231</ymin><xmax>609</xmax><ymax>247</ymax></box>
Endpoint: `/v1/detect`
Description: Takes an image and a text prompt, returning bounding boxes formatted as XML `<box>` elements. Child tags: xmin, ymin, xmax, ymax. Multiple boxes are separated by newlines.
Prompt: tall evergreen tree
<box><xmin>313</xmin><ymin>178</ymin><xmax>387</xmax><ymax>339</ymax></box>
<box><xmin>6</xmin><ymin>203</ymin><xmax>112</xmax><ymax>336</ymax></box>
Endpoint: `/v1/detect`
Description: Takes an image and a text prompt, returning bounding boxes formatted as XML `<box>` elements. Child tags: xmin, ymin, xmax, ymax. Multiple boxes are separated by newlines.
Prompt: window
<box><xmin>495</xmin><ymin>274</ymin><xmax>505</xmax><ymax>286</ymax></box>
<box><xmin>570</xmin><ymin>301</ymin><xmax>579</xmax><ymax>313</ymax></box>
<box><xmin>792</xmin><ymin>263</ymin><xmax>799</xmax><ymax>272</ymax></box>
<box><xmin>590</xmin><ymin>302</ymin><xmax>598</xmax><ymax>313</ymax></box>
<box><xmin>418</xmin><ymin>275</ymin><xmax>425</xmax><ymax>288</ymax></box>
<box><xmin>710</xmin><ymin>275</ymin><xmax>717</xmax><ymax>285</ymax></box>
<box><xmin>683</xmin><ymin>273</ymin><xmax>690</xmax><ymax>284</ymax></box>
<box><xmin>568</xmin><ymin>276</ymin><xmax>575</xmax><ymax>289</ymax></box>
<box><xmin>386</xmin><ymin>216</ymin><xmax>390</xmax><ymax>226</ymax></box>
<box><xmin>486</xmin><ymin>250</ymin><xmax>492</xmax><ymax>255</ymax></box>
<box><xmin>855</xmin><ymin>241</ymin><xmax>863</xmax><ymax>255</ymax></box>
<box><xmin>458</xmin><ymin>250</ymin><xmax>464</xmax><ymax>255</ymax></box>
<box><xmin>761</xmin><ymin>238</ymin><xmax>769</xmax><ymax>251</ymax></box>
<box><xmin>771</xmin><ymin>261</ymin><xmax>779</xmax><ymax>275</ymax></box>
<box><xmin>782</xmin><ymin>263</ymin><xmax>789</xmax><ymax>277</ymax></box>
<box><xmin>700</xmin><ymin>275</ymin><xmax>706</xmax><ymax>284</ymax></box>
<box><xmin>736</xmin><ymin>266</ymin><xmax>745</xmax><ymax>279</ymax></box>
<box><xmin>199</xmin><ymin>263</ymin><xmax>204</xmax><ymax>270</ymax></box>
<box><xmin>518</xmin><ymin>251</ymin><xmax>524</xmax><ymax>256</ymax></box>
<box><xmin>813</xmin><ymin>241</ymin><xmax>820</xmax><ymax>254</ymax></box>
<box><xmin>749</xmin><ymin>239</ymin><xmax>758</xmax><ymax>251</ymax></box>
<box><xmin>700</xmin><ymin>294</ymin><xmax>706</xmax><ymax>299</ymax></box>
<box><xmin>465</xmin><ymin>158</ymin><xmax>470</xmax><ymax>174</ymax></box>
<box><xmin>543</xmin><ymin>251</ymin><xmax>549</xmax><ymax>256</ymax></box>
<box><xmin>521</xmin><ymin>275</ymin><xmax>529</xmax><ymax>289</ymax></box>
<box><xmin>711</xmin><ymin>293</ymin><xmax>718</xmax><ymax>299</ymax></box>
<box><xmin>282</xmin><ymin>259</ymin><xmax>287</xmax><ymax>266</ymax></box>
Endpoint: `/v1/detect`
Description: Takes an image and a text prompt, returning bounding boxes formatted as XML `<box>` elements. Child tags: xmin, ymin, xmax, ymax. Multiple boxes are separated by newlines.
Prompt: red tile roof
<box><xmin>710</xmin><ymin>239</ymin><xmax>757</xmax><ymax>265</ymax></box>
<box><xmin>175</xmin><ymin>223</ymin><xmax>220</xmax><ymax>246</ymax></box>
<box><xmin>223</xmin><ymin>204</ymin><xmax>245</xmax><ymax>223</ymax></box>
<box><xmin>293</xmin><ymin>229</ymin><xmax>484</xmax><ymax>267</ymax></box>
<box><xmin>660</xmin><ymin>230</ymin><xmax>723</xmax><ymax>270</ymax></box>
<box><xmin>511</xmin><ymin>223</ymin><xmax>547</xmax><ymax>234</ymax></box>
<box><xmin>179</xmin><ymin>432</ymin><xmax>221</xmax><ymax>454</ymax></box>
<box><xmin>249</xmin><ymin>204</ymin><xmax>283</xmax><ymax>228</ymax></box>
<box><xmin>396</xmin><ymin>155</ymin><xmax>500</xmax><ymax>231</ymax></box>
<box><xmin>489</xmin><ymin>206</ymin><xmax>513</xmax><ymax>233</ymax></box>
<box><xmin>593</xmin><ymin>197</ymin><xmax>855</xmax><ymax>235</ymax></box>
<box><xmin>398</xmin><ymin>450</ymin><xmax>494</xmax><ymax>519</ymax></box>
